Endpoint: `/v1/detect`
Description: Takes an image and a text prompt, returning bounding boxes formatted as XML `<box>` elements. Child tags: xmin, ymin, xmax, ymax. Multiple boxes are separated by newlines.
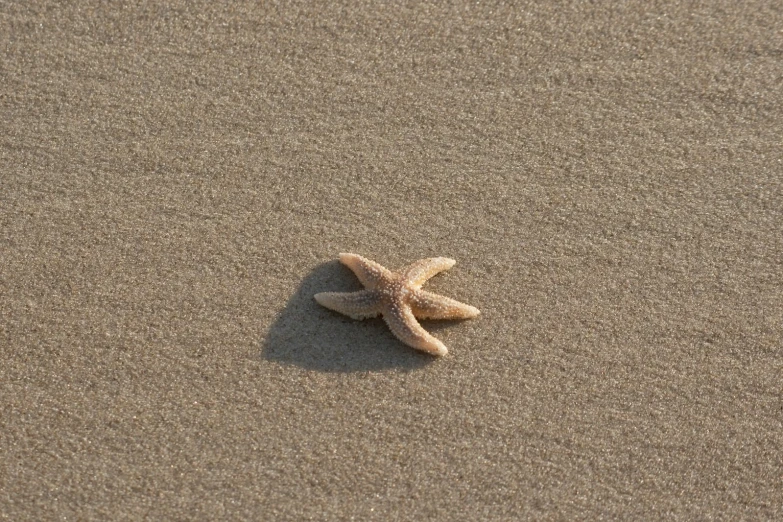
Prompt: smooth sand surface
<box><xmin>2</xmin><ymin>1</ymin><xmax>781</xmax><ymax>520</ymax></box>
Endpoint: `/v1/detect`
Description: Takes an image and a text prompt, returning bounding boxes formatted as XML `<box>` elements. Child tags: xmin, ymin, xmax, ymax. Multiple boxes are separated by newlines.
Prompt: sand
<box><xmin>1</xmin><ymin>1</ymin><xmax>781</xmax><ymax>519</ymax></box>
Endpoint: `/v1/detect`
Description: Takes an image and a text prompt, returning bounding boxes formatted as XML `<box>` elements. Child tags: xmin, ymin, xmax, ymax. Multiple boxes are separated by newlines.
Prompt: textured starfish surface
<box><xmin>314</xmin><ymin>253</ymin><xmax>480</xmax><ymax>356</ymax></box>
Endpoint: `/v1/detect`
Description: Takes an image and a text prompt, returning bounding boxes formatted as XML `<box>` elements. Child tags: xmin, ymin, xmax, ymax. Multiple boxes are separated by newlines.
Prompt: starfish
<box><xmin>314</xmin><ymin>253</ymin><xmax>480</xmax><ymax>356</ymax></box>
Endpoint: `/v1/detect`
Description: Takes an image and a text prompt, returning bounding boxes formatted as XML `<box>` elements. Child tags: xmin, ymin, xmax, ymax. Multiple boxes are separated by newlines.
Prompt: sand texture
<box><xmin>2</xmin><ymin>1</ymin><xmax>782</xmax><ymax>520</ymax></box>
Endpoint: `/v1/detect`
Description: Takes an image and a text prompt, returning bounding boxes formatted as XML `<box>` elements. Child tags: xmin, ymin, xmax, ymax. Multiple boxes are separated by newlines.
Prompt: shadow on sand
<box><xmin>261</xmin><ymin>261</ymin><xmax>436</xmax><ymax>372</ymax></box>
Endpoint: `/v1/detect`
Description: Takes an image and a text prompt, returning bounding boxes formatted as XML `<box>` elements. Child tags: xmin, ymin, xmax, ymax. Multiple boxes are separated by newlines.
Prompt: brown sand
<box><xmin>1</xmin><ymin>1</ymin><xmax>781</xmax><ymax>520</ymax></box>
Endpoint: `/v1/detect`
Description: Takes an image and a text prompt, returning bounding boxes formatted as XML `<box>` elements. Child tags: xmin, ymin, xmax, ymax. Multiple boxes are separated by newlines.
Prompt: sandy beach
<box><xmin>2</xmin><ymin>1</ymin><xmax>781</xmax><ymax>519</ymax></box>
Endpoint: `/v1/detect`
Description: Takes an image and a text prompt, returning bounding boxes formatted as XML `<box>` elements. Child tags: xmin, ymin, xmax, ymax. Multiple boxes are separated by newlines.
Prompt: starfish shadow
<box><xmin>261</xmin><ymin>261</ymin><xmax>435</xmax><ymax>372</ymax></box>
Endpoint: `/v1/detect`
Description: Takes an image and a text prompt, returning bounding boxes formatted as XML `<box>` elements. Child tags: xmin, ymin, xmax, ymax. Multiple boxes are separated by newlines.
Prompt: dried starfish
<box><xmin>314</xmin><ymin>253</ymin><xmax>480</xmax><ymax>356</ymax></box>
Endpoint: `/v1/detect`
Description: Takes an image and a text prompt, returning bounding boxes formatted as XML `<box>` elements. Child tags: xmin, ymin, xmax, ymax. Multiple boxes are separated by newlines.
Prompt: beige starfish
<box><xmin>314</xmin><ymin>253</ymin><xmax>480</xmax><ymax>356</ymax></box>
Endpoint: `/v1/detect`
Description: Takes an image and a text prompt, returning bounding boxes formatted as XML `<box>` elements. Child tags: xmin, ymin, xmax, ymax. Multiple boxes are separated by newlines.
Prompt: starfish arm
<box><xmin>382</xmin><ymin>304</ymin><xmax>448</xmax><ymax>356</ymax></box>
<box><xmin>314</xmin><ymin>290</ymin><xmax>382</xmax><ymax>320</ymax></box>
<box><xmin>339</xmin><ymin>253</ymin><xmax>394</xmax><ymax>290</ymax></box>
<box><xmin>401</xmin><ymin>257</ymin><xmax>456</xmax><ymax>288</ymax></box>
<box><xmin>410</xmin><ymin>290</ymin><xmax>481</xmax><ymax>320</ymax></box>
